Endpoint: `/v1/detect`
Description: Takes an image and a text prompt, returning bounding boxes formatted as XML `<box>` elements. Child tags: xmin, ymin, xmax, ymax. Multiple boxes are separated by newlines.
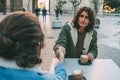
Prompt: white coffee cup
<box><xmin>80</xmin><ymin>55</ymin><xmax>89</xmax><ymax>63</ymax></box>
<box><xmin>73</xmin><ymin>70</ymin><xmax>84</xmax><ymax>80</ymax></box>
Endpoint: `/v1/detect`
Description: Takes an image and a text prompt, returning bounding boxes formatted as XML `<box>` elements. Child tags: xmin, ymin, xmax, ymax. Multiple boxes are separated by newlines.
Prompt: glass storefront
<box><xmin>103</xmin><ymin>0</ymin><xmax>120</xmax><ymax>13</ymax></box>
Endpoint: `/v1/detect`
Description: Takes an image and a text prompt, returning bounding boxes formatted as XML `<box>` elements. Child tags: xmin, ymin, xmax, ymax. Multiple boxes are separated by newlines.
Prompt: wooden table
<box><xmin>64</xmin><ymin>58</ymin><xmax>120</xmax><ymax>80</ymax></box>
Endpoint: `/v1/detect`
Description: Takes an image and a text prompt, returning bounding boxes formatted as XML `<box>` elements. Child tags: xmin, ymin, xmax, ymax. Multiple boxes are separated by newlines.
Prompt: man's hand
<box><xmin>55</xmin><ymin>46</ymin><xmax>66</xmax><ymax>62</ymax></box>
<box><xmin>88</xmin><ymin>53</ymin><xmax>94</xmax><ymax>61</ymax></box>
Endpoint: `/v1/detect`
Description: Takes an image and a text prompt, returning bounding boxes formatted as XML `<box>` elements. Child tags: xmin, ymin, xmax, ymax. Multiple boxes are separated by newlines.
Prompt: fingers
<box><xmin>55</xmin><ymin>46</ymin><xmax>66</xmax><ymax>62</ymax></box>
<box><xmin>58</xmin><ymin>46</ymin><xmax>66</xmax><ymax>55</ymax></box>
<box><xmin>88</xmin><ymin>54</ymin><xmax>94</xmax><ymax>61</ymax></box>
<box><xmin>58</xmin><ymin>48</ymin><xmax>64</xmax><ymax>59</ymax></box>
<box><xmin>55</xmin><ymin>51</ymin><xmax>60</xmax><ymax>59</ymax></box>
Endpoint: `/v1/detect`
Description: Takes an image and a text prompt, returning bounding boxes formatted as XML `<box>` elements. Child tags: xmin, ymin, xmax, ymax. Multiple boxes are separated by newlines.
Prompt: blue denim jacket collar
<box><xmin>0</xmin><ymin>58</ymin><xmax>48</xmax><ymax>74</ymax></box>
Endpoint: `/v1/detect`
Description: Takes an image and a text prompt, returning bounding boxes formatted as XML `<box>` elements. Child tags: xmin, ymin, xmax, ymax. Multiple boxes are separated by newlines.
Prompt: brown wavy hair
<box><xmin>73</xmin><ymin>7</ymin><xmax>95</xmax><ymax>32</ymax></box>
<box><xmin>0</xmin><ymin>11</ymin><xmax>44</xmax><ymax>68</ymax></box>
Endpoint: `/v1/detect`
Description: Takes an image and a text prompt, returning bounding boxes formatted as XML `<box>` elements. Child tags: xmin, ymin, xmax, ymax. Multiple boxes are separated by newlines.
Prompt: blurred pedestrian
<box><xmin>22</xmin><ymin>7</ymin><xmax>25</xmax><ymax>11</ymax></box>
<box><xmin>42</xmin><ymin>7</ymin><xmax>47</xmax><ymax>21</ymax></box>
<box><xmin>60</xmin><ymin>9</ymin><xmax>63</xmax><ymax>16</ymax></box>
<box><xmin>0</xmin><ymin>11</ymin><xmax>67</xmax><ymax>80</ymax></box>
<box><xmin>35</xmin><ymin>7</ymin><xmax>40</xmax><ymax>17</ymax></box>
<box><xmin>54</xmin><ymin>7</ymin><xmax>98</xmax><ymax>60</ymax></box>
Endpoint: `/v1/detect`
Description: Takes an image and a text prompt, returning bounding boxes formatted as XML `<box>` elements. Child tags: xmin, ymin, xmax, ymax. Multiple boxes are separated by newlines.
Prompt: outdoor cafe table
<box><xmin>64</xmin><ymin>58</ymin><xmax>120</xmax><ymax>80</ymax></box>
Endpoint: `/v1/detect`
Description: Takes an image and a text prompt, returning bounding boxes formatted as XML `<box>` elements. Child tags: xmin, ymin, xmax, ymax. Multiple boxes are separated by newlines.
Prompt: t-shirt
<box><xmin>75</xmin><ymin>32</ymin><xmax>86</xmax><ymax>58</ymax></box>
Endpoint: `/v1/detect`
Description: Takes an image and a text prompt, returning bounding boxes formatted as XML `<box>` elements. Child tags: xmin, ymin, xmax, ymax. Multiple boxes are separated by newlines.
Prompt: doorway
<box><xmin>38</xmin><ymin>0</ymin><xmax>50</xmax><ymax>14</ymax></box>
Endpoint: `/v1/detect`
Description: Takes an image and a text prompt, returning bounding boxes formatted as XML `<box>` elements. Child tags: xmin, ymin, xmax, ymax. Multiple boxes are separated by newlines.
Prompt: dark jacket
<box><xmin>54</xmin><ymin>22</ymin><xmax>98</xmax><ymax>58</ymax></box>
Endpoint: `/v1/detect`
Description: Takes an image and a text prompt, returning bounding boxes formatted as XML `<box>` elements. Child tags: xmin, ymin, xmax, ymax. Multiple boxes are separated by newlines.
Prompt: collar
<box><xmin>67</xmin><ymin>21</ymin><xmax>78</xmax><ymax>46</ymax></box>
<box><xmin>0</xmin><ymin>58</ymin><xmax>48</xmax><ymax>74</ymax></box>
<box><xmin>67</xmin><ymin>21</ymin><xmax>93</xmax><ymax>52</ymax></box>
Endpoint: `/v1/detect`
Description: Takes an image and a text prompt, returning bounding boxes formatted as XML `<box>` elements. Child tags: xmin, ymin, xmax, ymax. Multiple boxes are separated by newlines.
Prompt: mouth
<box><xmin>80</xmin><ymin>22</ymin><xmax>86</xmax><ymax>25</ymax></box>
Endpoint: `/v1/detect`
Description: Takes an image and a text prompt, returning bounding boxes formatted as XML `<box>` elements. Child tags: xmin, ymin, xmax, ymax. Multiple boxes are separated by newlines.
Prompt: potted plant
<box><xmin>52</xmin><ymin>0</ymin><xmax>67</xmax><ymax>29</ymax></box>
<box><xmin>69</xmin><ymin>0</ymin><xmax>82</xmax><ymax>14</ymax></box>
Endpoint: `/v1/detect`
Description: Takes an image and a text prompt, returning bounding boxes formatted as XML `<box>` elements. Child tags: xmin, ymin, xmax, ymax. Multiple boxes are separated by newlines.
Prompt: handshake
<box><xmin>54</xmin><ymin>46</ymin><xmax>94</xmax><ymax>62</ymax></box>
<box><xmin>54</xmin><ymin>46</ymin><xmax>66</xmax><ymax>62</ymax></box>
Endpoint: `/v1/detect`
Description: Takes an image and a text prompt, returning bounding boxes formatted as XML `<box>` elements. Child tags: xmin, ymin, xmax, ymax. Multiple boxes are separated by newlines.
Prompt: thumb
<box><xmin>58</xmin><ymin>48</ymin><xmax>65</xmax><ymax>61</ymax></box>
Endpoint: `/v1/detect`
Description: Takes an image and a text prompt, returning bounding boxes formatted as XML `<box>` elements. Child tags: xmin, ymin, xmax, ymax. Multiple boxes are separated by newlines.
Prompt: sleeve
<box><xmin>53</xmin><ymin>25</ymin><xmax>68</xmax><ymax>51</ymax></box>
<box><xmin>89</xmin><ymin>30</ymin><xmax>98</xmax><ymax>58</ymax></box>
<box><xmin>55</xmin><ymin>63</ymin><xmax>67</xmax><ymax>80</ymax></box>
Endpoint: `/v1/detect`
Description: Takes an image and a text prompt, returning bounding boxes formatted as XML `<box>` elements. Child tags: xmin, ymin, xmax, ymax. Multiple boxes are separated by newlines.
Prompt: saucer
<box><xmin>78</xmin><ymin>59</ymin><xmax>92</xmax><ymax>65</ymax></box>
<box><xmin>68</xmin><ymin>75</ymin><xmax>87</xmax><ymax>80</ymax></box>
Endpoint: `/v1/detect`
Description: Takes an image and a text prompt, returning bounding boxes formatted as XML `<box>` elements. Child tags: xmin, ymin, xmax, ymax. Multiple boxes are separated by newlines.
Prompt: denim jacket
<box><xmin>0</xmin><ymin>58</ymin><xmax>67</xmax><ymax>80</ymax></box>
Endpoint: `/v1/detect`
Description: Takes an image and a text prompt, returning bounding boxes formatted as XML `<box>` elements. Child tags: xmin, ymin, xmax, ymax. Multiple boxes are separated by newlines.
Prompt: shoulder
<box><xmin>62</xmin><ymin>21</ymin><xmax>76</xmax><ymax>31</ymax></box>
<box><xmin>62</xmin><ymin>23</ymin><xmax>71</xmax><ymax>31</ymax></box>
<box><xmin>92</xmin><ymin>30</ymin><xmax>97</xmax><ymax>38</ymax></box>
<box><xmin>93</xmin><ymin>30</ymin><xmax>97</xmax><ymax>35</ymax></box>
<box><xmin>87</xmin><ymin>30</ymin><xmax>97</xmax><ymax>38</ymax></box>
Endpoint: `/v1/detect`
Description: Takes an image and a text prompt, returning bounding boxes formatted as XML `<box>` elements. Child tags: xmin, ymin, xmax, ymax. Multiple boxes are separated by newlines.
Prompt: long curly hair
<box><xmin>0</xmin><ymin>11</ymin><xmax>44</xmax><ymax>68</ymax></box>
<box><xmin>73</xmin><ymin>7</ymin><xmax>95</xmax><ymax>32</ymax></box>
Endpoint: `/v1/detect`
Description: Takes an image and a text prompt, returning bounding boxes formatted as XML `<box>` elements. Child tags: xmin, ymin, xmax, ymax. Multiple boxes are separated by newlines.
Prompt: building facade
<box><xmin>0</xmin><ymin>0</ymin><xmax>38</xmax><ymax>13</ymax></box>
<box><xmin>0</xmin><ymin>0</ymin><xmax>106</xmax><ymax>15</ymax></box>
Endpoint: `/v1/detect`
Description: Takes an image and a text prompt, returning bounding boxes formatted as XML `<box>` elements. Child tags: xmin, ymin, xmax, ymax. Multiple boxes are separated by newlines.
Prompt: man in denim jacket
<box><xmin>0</xmin><ymin>11</ymin><xmax>67</xmax><ymax>80</ymax></box>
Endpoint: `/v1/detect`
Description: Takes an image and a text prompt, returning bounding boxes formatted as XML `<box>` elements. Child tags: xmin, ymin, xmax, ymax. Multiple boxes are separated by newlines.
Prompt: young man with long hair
<box><xmin>54</xmin><ymin>7</ymin><xmax>98</xmax><ymax>60</ymax></box>
<box><xmin>0</xmin><ymin>11</ymin><xmax>67</xmax><ymax>80</ymax></box>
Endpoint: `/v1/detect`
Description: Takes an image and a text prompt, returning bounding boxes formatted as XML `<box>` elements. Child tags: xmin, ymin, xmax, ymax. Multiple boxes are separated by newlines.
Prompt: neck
<box><xmin>78</xmin><ymin>27</ymin><xmax>85</xmax><ymax>32</ymax></box>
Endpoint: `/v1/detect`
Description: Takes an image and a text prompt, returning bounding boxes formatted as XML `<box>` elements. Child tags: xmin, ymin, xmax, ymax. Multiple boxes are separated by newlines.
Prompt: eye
<box><xmin>79</xmin><ymin>15</ymin><xmax>84</xmax><ymax>18</ymax></box>
<box><xmin>85</xmin><ymin>16</ymin><xmax>89</xmax><ymax>19</ymax></box>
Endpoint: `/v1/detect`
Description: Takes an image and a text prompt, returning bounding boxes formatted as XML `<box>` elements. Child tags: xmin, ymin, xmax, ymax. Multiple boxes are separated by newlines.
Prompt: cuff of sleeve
<box><xmin>55</xmin><ymin>62</ymin><xmax>64</xmax><ymax>68</ymax></box>
<box><xmin>55</xmin><ymin>62</ymin><xmax>67</xmax><ymax>80</ymax></box>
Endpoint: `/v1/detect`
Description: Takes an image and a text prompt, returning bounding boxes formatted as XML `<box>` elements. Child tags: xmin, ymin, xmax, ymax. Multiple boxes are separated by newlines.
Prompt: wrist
<box><xmin>59</xmin><ymin>59</ymin><xmax>64</xmax><ymax>63</ymax></box>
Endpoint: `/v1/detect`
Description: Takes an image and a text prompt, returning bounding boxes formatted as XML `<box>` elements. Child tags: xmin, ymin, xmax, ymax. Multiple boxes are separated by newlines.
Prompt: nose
<box><xmin>81</xmin><ymin>17</ymin><xmax>85</xmax><ymax>22</ymax></box>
